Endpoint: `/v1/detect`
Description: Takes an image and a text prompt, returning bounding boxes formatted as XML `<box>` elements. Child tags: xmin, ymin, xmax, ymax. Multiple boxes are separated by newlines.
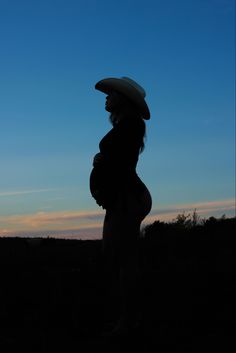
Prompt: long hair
<box><xmin>109</xmin><ymin>92</ymin><xmax>146</xmax><ymax>153</ymax></box>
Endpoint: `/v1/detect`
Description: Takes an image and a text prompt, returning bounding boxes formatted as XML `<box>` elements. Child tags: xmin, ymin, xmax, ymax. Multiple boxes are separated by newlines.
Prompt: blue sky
<box><xmin>0</xmin><ymin>0</ymin><xmax>235</xmax><ymax>237</ymax></box>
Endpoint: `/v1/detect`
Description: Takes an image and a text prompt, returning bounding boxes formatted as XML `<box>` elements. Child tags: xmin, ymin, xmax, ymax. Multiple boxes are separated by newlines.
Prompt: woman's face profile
<box><xmin>105</xmin><ymin>91</ymin><xmax>123</xmax><ymax>113</ymax></box>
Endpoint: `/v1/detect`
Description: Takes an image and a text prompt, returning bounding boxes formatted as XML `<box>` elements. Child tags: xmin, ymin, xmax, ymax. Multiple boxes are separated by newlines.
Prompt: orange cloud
<box><xmin>144</xmin><ymin>199</ymin><xmax>235</xmax><ymax>224</ymax></box>
<box><xmin>0</xmin><ymin>210</ymin><xmax>105</xmax><ymax>231</ymax></box>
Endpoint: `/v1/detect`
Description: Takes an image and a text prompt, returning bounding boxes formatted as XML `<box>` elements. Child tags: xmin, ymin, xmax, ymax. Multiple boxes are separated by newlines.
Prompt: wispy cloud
<box><xmin>0</xmin><ymin>199</ymin><xmax>235</xmax><ymax>239</ymax></box>
<box><xmin>0</xmin><ymin>189</ymin><xmax>58</xmax><ymax>197</ymax></box>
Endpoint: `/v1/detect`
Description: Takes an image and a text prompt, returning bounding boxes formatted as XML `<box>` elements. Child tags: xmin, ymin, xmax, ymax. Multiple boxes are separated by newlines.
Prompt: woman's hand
<box><xmin>93</xmin><ymin>189</ymin><xmax>106</xmax><ymax>209</ymax></box>
<box><xmin>93</xmin><ymin>152</ymin><xmax>104</xmax><ymax>167</ymax></box>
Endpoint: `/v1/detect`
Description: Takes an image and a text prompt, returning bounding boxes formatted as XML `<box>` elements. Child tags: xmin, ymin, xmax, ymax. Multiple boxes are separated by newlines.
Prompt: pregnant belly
<box><xmin>89</xmin><ymin>167</ymin><xmax>105</xmax><ymax>196</ymax></box>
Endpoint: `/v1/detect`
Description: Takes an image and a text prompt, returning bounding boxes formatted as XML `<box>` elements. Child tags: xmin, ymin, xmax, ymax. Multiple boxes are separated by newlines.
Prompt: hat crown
<box><xmin>95</xmin><ymin>76</ymin><xmax>150</xmax><ymax>119</ymax></box>
<box><xmin>121</xmin><ymin>77</ymin><xmax>146</xmax><ymax>98</ymax></box>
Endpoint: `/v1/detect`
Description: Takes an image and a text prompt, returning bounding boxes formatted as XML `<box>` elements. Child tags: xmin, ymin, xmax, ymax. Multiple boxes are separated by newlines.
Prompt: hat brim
<box><xmin>95</xmin><ymin>78</ymin><xmax>150</xmax><ymax>120</ymax></box>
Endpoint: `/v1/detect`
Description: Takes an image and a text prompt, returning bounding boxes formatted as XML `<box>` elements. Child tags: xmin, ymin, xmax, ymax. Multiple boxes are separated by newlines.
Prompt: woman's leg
<box><xmin>116</xmin><ymin>188</ymin><xmax>152</xmax><ymax>331</ymax></box>
<box><xmin>118</xmin><ymin>223</ymin><xmax>141</xmax><ymax>330</ymax></box>
<box><xmin>102</xmin><ymin>211</ymin><xmax>120</xmax><ymax>323</ymax></box>
<box><xmin>102</xmin><ymin>187</ymin><xmax>152</xmax><ymax>332</ymax></box>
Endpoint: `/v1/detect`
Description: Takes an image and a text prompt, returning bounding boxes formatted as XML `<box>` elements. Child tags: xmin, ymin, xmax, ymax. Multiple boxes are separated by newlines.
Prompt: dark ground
<box><xmin>0</xmin><ymin>217</ymin><xmax>235</xmax><ymax>352</ymax></box>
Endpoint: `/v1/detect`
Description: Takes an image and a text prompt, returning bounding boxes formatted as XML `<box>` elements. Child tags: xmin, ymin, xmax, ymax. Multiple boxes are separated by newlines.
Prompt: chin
<box><xmin>105</xmin><ymin>106</ymin><xmax>111</xmax><ymax>112</ymax></box>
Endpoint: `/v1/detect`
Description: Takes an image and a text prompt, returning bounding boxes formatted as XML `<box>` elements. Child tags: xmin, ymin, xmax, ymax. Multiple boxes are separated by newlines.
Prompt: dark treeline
<box><xmin>143</xmin><ymin>213</ymin><xmax>235</xmax><ymax>272</ymax></box>
<box><xmin>0</xmin><ymin>214</ymin><xmax>235</xmax><ymax>352</ymax></box>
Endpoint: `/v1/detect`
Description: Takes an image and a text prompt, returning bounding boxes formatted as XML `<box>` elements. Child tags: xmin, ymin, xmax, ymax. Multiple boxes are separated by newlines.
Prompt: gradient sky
<box><xmin>0</xmin><ymin>0</ymin><xmax>235</xmax><ymax>238</ymax></box>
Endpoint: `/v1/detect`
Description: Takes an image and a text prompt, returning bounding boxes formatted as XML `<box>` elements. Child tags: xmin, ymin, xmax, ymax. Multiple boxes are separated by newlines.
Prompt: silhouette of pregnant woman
<box><xmin>90</xmin><ymin>77</ymin><xmax>152</xmax><ymax>335</ymax></box>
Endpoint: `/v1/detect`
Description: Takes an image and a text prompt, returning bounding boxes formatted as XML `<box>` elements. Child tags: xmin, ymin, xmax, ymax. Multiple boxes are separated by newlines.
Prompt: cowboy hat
<box><xmin>95</xmin><ymin>76</ymin><xmax>150</xmax><ymax>120</ymax></box>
